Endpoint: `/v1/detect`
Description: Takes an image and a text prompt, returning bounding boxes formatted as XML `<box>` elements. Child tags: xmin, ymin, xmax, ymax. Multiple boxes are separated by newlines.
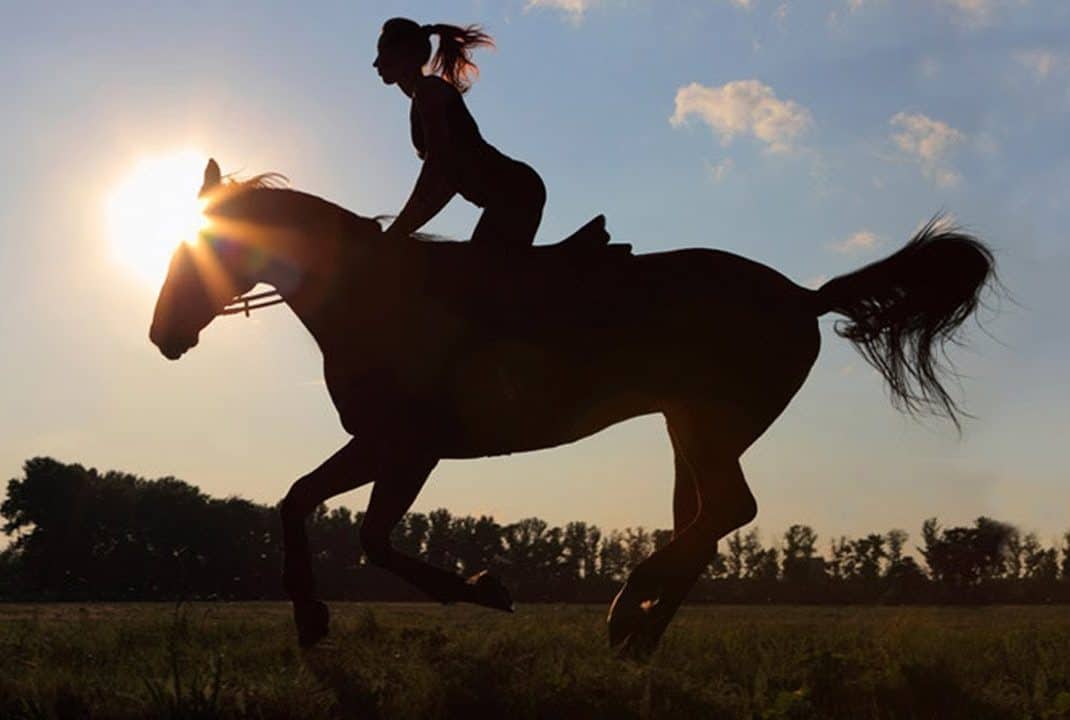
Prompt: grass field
<box><xmin>2</xmin><ymin>602</ymin><xmax>1069</xmax><ymax>719</ymax></box>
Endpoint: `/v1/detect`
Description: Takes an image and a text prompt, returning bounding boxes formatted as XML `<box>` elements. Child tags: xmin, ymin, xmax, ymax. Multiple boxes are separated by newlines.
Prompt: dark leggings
<box><xmin>469</xmin><ymin>162</ymin><xmax>546</xmax><ymax>250</ymax></box>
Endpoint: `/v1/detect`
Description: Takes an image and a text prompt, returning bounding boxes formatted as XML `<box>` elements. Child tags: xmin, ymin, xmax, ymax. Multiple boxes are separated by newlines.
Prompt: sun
<box><xmin>106</xmin><ymin>149</ymin><xmax>211</xmax><ymax>285</ymax></box>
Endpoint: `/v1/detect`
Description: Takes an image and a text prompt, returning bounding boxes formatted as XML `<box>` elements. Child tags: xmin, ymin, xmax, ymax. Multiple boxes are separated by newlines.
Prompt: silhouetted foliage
<box><xmin>4</xmin><ymin>457</ymin><xmax>1070</xmax><ymax>604</ymax></box>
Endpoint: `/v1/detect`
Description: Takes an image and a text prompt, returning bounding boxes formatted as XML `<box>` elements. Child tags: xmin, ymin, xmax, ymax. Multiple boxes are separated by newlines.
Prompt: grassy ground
<box><xmin>2</xmin><ymin>602</ymin><xmax>1069</xmax><ymax>719</ymax></box>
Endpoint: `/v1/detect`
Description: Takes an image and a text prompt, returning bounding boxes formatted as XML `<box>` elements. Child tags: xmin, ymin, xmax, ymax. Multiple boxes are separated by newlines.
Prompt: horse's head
<box><xmin>149</xmin><ymin>159</ymin><xmax>277</xmax><ymax>359</ymax></box>
<box><xmin>149</xmin><ymin>158</ymin><xmax>385</xmax><ymax>360</ymax></box>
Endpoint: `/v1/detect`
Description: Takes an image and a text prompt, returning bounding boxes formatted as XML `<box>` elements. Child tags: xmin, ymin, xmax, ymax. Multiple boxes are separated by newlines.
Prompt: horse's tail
<box><xmin>812</xmin><ymin>216</ymin><xmax>996</xmax><ymax>429</ymax></box>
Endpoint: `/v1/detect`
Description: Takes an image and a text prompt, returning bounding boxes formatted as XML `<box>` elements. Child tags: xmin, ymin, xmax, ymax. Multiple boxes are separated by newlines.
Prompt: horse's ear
<box><xmin>200</xmin><ymin>158</ymin><xmax>222</xmax><ymax>196</ymax></box>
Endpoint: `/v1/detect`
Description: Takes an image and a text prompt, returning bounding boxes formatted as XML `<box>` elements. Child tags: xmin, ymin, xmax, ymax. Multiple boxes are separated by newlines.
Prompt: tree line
<box><xmin>3</xmin><ymin>457</ymin><xmax>1070</xmax><ymax>604</ymax></box>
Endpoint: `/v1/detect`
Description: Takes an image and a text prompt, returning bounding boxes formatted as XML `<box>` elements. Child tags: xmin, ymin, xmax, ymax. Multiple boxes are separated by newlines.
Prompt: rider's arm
<box><xmin>387</xmin><ymin>78</ymin><xmax>461</xmax><ymax>239</ymax></box>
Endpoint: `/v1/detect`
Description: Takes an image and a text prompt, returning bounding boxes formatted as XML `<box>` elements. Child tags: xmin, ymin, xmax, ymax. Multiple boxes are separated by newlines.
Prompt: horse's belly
<box><xmin>438</xmin><ymin>338</ymin><xmax>661</xmax><ymax>458</ymax></box>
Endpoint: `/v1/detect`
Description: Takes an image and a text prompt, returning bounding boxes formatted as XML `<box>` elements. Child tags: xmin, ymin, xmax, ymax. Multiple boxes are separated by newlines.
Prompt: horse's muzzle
<box><xmin>149</xmin><ymin>325</ymin><xmax>198</xmax><ymax>360</ymax></box>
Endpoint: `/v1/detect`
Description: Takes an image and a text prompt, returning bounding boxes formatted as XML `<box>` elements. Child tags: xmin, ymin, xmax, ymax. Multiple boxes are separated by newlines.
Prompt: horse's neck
<box><xmin>264</xmin><ymin>229</ymin><xmax>387</xmax><ymax>356</ymax></box>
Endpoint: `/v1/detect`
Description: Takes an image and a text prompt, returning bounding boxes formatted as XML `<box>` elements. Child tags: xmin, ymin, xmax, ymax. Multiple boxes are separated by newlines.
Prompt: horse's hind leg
<box><xmin>608</xmin><ymin>421</ymin><xmax>749</xmax><ymax>655</ymax></box>
<box><xmin>609</xmin><ymin>329</ymin><xmax>818</xmax><ymax>656</ymax></box>
<box><xmin>608</xmin><ymin>413</ymin><xmax>758</xmax><ymax>656</ymax></box>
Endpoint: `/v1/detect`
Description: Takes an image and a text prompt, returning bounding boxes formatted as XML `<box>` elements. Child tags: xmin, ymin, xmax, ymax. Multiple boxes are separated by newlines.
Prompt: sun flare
<box><xmin>106</xmin><ymin>150</ymin><xmax>210</xmax><ymax>285</ymax></box>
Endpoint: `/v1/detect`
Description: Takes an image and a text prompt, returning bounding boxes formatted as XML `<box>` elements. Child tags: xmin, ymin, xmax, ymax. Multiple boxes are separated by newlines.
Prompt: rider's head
<box><xmin>373</xmin><ymin>18</ymin><xmax>494</xmax><ymax>93</ymax></box>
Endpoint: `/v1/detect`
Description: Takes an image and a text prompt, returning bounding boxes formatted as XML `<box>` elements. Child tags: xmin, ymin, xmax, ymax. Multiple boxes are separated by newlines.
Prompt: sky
<box><xmin>1</xmin><ymin>0</ymin><xmax>1068</xmax><ymax>552</ymax></box>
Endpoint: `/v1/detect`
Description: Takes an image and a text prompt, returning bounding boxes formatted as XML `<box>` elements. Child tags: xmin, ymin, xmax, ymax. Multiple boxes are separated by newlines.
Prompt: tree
<box><xmin>724</xmin><ymin>530</ymin><xmax>746</xmax><ymax>580</ymax></box>
<box><xmin>562</xmin><ymin>521</ymin><xmax>601</xmax><ymax>581</ymax></box>
<box><xmin>8</xmin><ymin>456</ymin><xmax>1070</xmax><ymax>606</ymax></box>
<box><xmin>598</xmin><ymin>530</ymin><xmax>628</xmax><ymax>582</ymax></box>
<box><xmin>1061</xmin><ymin>532</ymin><xmax>1070</xmax><ymax>582</ymax></box>
<box><xmin>425</xmin><ymin>508</ymin><xmax>457</xmax><ymax>572</ymax></box>
<box><xmin>739</xmin><ymin>530</ymin><xmax>778</xmax><ymax>582</ymax></box>
<box><xmin>1021</xmin><ymin>533</ymin><xmax>1058</xmax><ymax>583</ymax></box>
<box><xmin>781</xmin><ymin>525</ymin><xmax>825</xmax><ymax>591</ymax></box>
<box><xmin>885</xmin><ymin>529</ymin><xmax>908</xmax><ymax>569</ymax></box>
<box><xmin>921</xmin><ymin>517</ymin><xmax>1017</xmax><ymax>598</ymax></box>
<box><xmin>783</xmin><ymin>525</ymin><xmax>818</xmax><ymax>561</ymax></box>
<box><xmin>847</xmin><ymin>534</ymin><xmax>886</xmax><ymax>583</ymax></box>
<box><xmin>828</xmin><ymin>536</ymin><xmax>851</xmax><ymax>581</ymax></box>
<box><xmin>450</xmin><ymin>514</ymin><xmax>503</xmax><ymax>575</ymax></box>
<box><xmin>623</xmin><ymin>527</ymin><xmax>653</xmax><ymax>573</ymax></box>
<box><xmin>390</xmin><ymin>512</ymin><xmax>429</xmax><ymax>559</ymax></box>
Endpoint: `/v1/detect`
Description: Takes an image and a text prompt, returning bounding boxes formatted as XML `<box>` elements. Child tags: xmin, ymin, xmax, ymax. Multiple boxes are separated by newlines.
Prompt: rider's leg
<box><xmin>470</xmin><ymin>162</ymin><xmax>545</xmax><ymax>249</ymax></box>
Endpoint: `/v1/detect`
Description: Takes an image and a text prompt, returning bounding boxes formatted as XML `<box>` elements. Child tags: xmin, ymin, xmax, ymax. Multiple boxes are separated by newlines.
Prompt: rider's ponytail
<box><xmin>423</xmin><ymin>23</ymin><xmax>494</xmax><ymax>93</ymax></box>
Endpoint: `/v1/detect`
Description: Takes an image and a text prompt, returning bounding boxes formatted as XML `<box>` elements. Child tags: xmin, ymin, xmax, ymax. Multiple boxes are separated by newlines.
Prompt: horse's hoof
<box><xmin>617</xmin><ymin>611</ymin><xmax>665</xmax><ymax>662</ymax></box>
<box><xmin>467</xmin><ymin>570</ymin><xmax>514</xmax><ymax>612</ymax></box>
<box><xmin>607</xmin><ymin>581</ymin><xmax>661</xmax><ymax>648</ymax></box>
<box><xmin>618</xmin><ymin>633</ymin><xmax>658</xmax><ymax>663</ymax></box>
<box><xmin>607</xmin><ymin>582</ymin><xmax>644</xmax><ymax>647</ymax></box>
<box><xmin>294</xmin><ymin>599</ymin><xmax>329</xmax><ymax>648</ymax></box>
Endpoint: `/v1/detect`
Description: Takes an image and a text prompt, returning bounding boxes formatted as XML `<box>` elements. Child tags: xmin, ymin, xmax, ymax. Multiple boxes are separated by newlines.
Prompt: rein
<box><xmin>220</xmin><ymin>289</ymin><xmax>285</xmax><ymax>317</ymax></box>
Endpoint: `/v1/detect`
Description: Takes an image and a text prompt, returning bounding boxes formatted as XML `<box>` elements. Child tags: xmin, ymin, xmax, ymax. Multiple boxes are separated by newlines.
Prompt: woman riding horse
<box><xmin>374</xmin><ymin>18</ymin><xmax>547</xmax><ymax>249</ymax></box>
<box><xmin>151</xmin><ymin>162</ymin><xmax>996</xmax><ymax>656</ymax></box>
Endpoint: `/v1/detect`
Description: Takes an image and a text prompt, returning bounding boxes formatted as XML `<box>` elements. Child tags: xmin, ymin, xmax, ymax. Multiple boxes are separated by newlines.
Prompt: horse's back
<box><xmin>605</xmin><ymin>247</ymin><xmax>820</xmax><ymax>374</ymax></box>
<box><xmin>325</xmin><ymin>240</ymin><xmax>820</xmax><ymax>453</ymax></box>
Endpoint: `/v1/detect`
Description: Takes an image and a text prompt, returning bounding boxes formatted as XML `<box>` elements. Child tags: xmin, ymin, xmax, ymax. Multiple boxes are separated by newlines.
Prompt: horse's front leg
<box><xmin>280</xmin><ymin>439</ymin><xmax>380</xmax><ymax>647</ymax></box>
<box><xmin>359</xmin><ymin>449</ymin><xmax>514</xmax><ymax>612</ymax></box>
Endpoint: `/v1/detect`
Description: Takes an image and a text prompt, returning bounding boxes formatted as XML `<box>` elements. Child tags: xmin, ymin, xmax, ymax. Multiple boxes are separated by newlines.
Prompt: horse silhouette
<box><xmin>149</xmin><ymin>159</ymin><xmax>995</xmax><ymax>657</ymax></box>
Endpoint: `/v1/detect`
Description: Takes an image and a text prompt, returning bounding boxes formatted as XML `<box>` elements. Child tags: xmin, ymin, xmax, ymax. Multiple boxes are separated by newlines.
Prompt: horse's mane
<box><xmin>203</xmin><ymin>172</ymin><xmax>290</xmax><ymax>203</ymax></box>
<box><xmin>203</xmin><ymin>172</ymin><xmax>451</xmax><ymax>242</ymax></box>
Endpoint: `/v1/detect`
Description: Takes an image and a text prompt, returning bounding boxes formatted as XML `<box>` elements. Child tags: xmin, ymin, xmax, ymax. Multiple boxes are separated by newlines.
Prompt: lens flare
<box><xmin>106</xmin><ymin>149</ymin><xmax>210</xmax><ymax>285</ymax></box>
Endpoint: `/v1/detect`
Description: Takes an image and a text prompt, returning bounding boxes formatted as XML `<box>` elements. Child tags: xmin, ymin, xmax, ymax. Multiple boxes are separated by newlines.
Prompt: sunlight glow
<box><xmin>106</xmin><ymin>150</ymin><xmax>211</xmax><ymax>285</ymax></box>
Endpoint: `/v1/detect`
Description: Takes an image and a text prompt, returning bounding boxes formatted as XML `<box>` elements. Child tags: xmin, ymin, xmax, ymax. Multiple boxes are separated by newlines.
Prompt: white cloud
<box><xmin>936</xmin><ymin>0</ymin><xmax>1030</xmax><ymax>27</ymax></box>
<box><xmin>889</xmin><ymin>112</ymin><xmax>965</xmax><ymax>188</ymax></box>
<box><xmin>706</xmin><ymin>157</ymin><xmax>735</xmax><ymax>182</ymax></box>
<box><xmin>524</xmin><ymin>0</ymin><xmax>599</xmax><ymax>22</ymax></box>
<box><xmin>940</xmin><ymin>0</ymin><xmax>992</xmax><ymax>22</ymax></box>
<box><xmin>774</xmin><ymin>2</ymin><xmax>790</xmax><ymax>26</ymax></box>
<box><xmin>829</xmin><ymin>230</ymin><xmax>881</xmax><ymax>254</ymax></box>
<box><xmin>1015</xmin><ymin>49</ymin><xmax>1067</xmax><ymax>80</ymax></box>
<box><xmin>838</xmin><ymin>0</ymin><xmax>1024</xmax><ymax>28</ymax></box>
<box><xmin>827</xmin><ymin>0</ymin><xmax>872</xmax><ymax>27</ymax></box>
<box><xmin>725</xmin><ymin>0</ymin><xmax>755</xmax><ymax>8</ymax></box>
<box><xmin>671</xmin><ymin>79</ymin><xmax>812</xmax><ymax>154</ymax></box>
<box><xmin>918</xmin><ymin>56</ymin><xmax>941</xmax><ymax>79</ymax></box>
<box><xmin>804</xmin><ymin>274</ymin><xmax>829</xmax><ymax>290</ymax></box>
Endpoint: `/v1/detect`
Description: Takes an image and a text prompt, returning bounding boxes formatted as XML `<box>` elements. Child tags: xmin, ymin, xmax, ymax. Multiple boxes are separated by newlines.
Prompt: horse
<box><xmin>149</xmin><ymin>158</ymin><xmax>995</xmax><ymax>656</ymax></box>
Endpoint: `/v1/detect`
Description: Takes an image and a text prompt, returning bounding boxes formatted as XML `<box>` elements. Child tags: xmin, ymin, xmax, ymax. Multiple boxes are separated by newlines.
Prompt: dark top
<box><xmin>409</xmin><ymin>77</ymin><xmax>485</xmax><ymax>159</ymax></box>
<box><xmin>409</xmin><ymin>75</ymin><xmax>515</xmax><ymax>208</ymax></box>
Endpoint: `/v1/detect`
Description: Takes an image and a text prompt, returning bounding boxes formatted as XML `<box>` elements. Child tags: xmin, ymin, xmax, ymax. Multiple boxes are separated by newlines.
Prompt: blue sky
<box><xmin>2</xmin><ymin>1</ymin><xmax>1068</xmax><ymax>551</ymax></box>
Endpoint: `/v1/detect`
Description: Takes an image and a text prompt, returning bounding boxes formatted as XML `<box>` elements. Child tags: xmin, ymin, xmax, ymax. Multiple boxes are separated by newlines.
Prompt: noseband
<box><xmin>220</xmin><ymin>289</ymin><xmax>285</xmax><ymax>317</ymax></box>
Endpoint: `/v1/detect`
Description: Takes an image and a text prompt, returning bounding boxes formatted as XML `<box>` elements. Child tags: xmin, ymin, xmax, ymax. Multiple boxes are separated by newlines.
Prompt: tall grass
<box><xmin>1</xmin><ymin>603</ymin><xmax>1069</xmax><ymax>719</ymax></box>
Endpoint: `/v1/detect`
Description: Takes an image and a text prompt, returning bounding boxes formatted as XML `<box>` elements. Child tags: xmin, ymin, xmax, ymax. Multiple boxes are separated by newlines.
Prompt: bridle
<box><xmin>220</xmin><ymin>289</ymin><xmax>286</xmax><ymax>317</ymax></box>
